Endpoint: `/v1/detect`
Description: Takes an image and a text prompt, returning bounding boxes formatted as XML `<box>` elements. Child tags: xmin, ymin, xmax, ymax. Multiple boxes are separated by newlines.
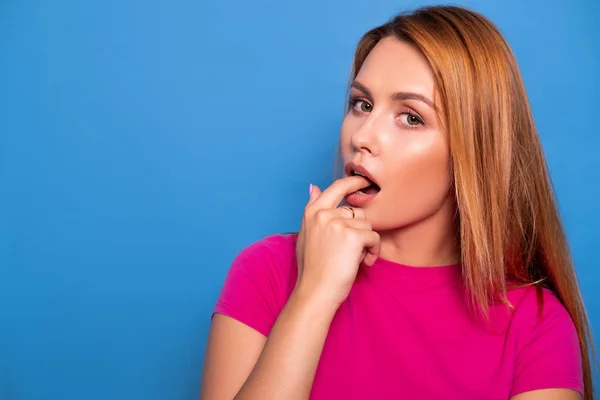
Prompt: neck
<box><xmin>378</xmin><ymin>194</ymin><xmax>460</xmax><ymax>267</ymax></box>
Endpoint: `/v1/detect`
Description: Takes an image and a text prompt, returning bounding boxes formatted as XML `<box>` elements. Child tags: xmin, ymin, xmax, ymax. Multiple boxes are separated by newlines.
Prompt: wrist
<box><xmin>291</xmin><ymin>280</ymin><xmax>342</xmax><ymax>318</ymax></box>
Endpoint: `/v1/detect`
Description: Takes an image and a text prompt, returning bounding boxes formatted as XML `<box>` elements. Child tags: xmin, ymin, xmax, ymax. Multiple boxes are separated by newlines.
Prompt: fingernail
<box><xmin>309</xmin><ymin>184</ymin><xmax>313</xmax><ymax>196</ymax></box>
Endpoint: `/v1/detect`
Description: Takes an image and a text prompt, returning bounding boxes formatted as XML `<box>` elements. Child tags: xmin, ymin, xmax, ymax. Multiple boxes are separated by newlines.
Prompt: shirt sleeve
<box><xmin>509</xmin><ymin>287</ymin><xmax>584</xmax><ymax>397</ymax></box>
<box><xmin>213</xmin><ymin>234</ymin><xmax>297</xmax><ymax>337</ymax></box>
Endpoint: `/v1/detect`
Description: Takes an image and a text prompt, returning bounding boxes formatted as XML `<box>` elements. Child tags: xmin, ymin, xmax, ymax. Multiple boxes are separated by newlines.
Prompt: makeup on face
<box><xmin>338</xmin><ymin>37</ymin><xmax>452</xmax><ymax>232</ymax></box>
<box><xmin>344</xmin><ymin>162</ymin><xmax>381</xmax><ymax>207</ymax></box>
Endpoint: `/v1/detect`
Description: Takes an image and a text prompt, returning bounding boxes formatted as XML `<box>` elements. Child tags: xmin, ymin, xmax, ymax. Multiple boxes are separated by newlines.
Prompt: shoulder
<box><xmin>507</xmin><ymin>285</ymin><xmax>564</xmax><ymax>312</ymax></box>
<box><xmin>215</xmin><ymin>233</ymin><xmax>298</xmax><ymax>333</ymax></box>
<box><xmin>505</xmin><ymin>285</ymin><xmax>583</xmax><ymax>396</ymax></box>
<box><xmin>506</xmin><ymin>285</ymin><xmax>579</xmax><ymax>351</ymax></box>
<box><xmin>242</xmin><ymin>233</ymin><xmax>298</xmax><ymax>257</ymax></box>
<box><xmin>506</xmin><ymin>285</ymin><xmax>575</xmax><ymax>332</ymax></box>
<box><xmin>231</xmin><ymin>233</ymin><xmax>298</xmax><ymax>279</ymax></box>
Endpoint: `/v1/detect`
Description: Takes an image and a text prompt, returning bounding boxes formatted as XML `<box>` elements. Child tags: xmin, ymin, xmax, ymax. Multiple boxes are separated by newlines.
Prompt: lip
<box><xmin>344</xmin><ymin>162</ymin><xmax>379</xmax><ymax>186</ymax></box>
<box><xmin>345</xmin><ymin>191</ymin><xmax>378</xmax><ymax>208</ymax></box>
<box><xmin>344</xmin><ymin>161</ymin><xmax>380</xmax><ymax>208</ymax></box>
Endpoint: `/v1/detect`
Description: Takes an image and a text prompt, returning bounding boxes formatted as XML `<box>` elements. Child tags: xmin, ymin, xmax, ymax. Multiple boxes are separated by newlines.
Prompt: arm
<box><xmin>201</xmin><ymin>287</ymin><xmax>337</xmax><ymax>400</ymax></box>
<box><xmin>510</xmin><ymin>388</ymin><xmax>582</xmax><ymax>400</ymax></box>
<box><xmin>202</xmin><ymin>177</ymin><xmax>377</xmax><ymax>400</ymax></box>
<box><xmin>200</xmin><ymin>315</ymin><xmax>266</xmax><ymax>400</ymax></box>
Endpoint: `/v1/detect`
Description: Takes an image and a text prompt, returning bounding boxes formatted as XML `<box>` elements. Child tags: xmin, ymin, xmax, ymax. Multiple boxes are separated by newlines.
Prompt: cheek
<box><xmin>378</xmin><ymin>136</ymin><xmax>452</xmax><ymax>224</ymax></box>
<box><xmin>397</xmin><ymin>139</ymin><xmax>450</xmax><ymax>192</ymax></box>
<box><xmin>339</xmin><ymin>115</ymin><xmax>356</xmax><ymax>158</ymax></box>
<box><xmin>340</xmin><ymin>116</ymin><xmax>352</xmax><ymax>159</ymax></box>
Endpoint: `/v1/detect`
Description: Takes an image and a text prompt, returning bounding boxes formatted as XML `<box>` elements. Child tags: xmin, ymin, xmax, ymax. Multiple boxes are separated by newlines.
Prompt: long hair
<box><xmin>342</xmin><ymin>5</ymin><xmax>594</xmax><ymax>398</ymax></box>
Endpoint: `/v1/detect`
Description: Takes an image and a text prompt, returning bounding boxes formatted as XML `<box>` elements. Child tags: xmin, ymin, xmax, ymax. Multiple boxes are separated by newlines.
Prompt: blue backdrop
<box><xmin>1</xmin><ymin>0</ymin><xmax>598</xmax><ymax>399</ymax></box>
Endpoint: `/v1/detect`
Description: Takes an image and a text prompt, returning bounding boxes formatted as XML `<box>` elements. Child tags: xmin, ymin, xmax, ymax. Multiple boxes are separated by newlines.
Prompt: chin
<box><xmin>364</xmin><ymin>212</ymin><xmax>398</xmax><ymax>231</ymax></box>
<box><xmin>371</xmin><ymin>221</ymin><xmax>401</xmax><ymax>232</ymax></box>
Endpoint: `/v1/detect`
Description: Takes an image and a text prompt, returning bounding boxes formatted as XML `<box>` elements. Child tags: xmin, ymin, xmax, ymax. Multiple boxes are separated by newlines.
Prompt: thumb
<box><xmin>307</xmin><ymin>183</ymin><xmax>321</xmax><ymax>205</ymax></box>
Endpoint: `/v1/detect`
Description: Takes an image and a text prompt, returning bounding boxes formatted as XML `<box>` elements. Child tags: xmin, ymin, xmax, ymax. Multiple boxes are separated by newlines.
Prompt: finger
<box><xmin>312</xmin><ymin>176</ymin><xmax>371</xmax><ymax>210</ymax></box>
<box><xmin>340</xmin><ymin>217</ymin><xmax>372</xmax><ymax>231</ymax></box>
<box><xmin>334</xmin><ymin>206</ymin><xmax>366</xmax><ymax>220</ymax></box>
<box><xmin>361</xmin><ymin>230</ymin><xmax>381</xmax><ymax>267</ymax></box>
<box><xmin>307</xmin><ymin>184</ymin><xmax>322</xmax><ymax>206</ymax></box>
<box><xmin>363</xmin><ymin>250</ymin><xmax>378</xmax><ymax>267</ymax></box>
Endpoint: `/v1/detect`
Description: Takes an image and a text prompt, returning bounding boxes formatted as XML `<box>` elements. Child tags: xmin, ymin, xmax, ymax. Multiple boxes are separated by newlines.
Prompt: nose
<box><xmin>350</xmin><ymin>113</ymin><xmax>381</xmax><ymax>157</ymax></box>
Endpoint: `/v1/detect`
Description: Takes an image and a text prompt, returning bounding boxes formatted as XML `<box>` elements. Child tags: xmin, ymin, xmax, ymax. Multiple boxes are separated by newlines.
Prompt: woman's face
<box><xmin>340</xmin><ymin>36</ymin><xmax>453</xmax><ymax>231</ymax></box>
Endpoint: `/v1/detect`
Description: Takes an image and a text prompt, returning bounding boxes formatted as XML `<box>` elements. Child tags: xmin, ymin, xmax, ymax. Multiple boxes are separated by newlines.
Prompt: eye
<box><xmin>349</xmin><ymin>98</ymin><xmax>373</xmax><ymax>113</ymax></box>
<box><xmin>357</xmin><ymin>100</ymin><xmax>372</xmax><ymax>113</ymax></box>
<box><xmin>399</xmin><ymin>112</ymin><xmax>424</xmax><ymax>127</ymax></box>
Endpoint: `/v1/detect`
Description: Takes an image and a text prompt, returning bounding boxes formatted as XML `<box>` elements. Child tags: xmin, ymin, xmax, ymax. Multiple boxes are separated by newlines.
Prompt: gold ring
<box><xmin>342</xmin><ymin>206</ymin><xmax>355</xmax><ymax>219</ymax></box>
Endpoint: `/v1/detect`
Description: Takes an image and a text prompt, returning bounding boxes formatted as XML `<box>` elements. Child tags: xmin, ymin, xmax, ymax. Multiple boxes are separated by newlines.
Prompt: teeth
<box><xmin>353</xmin><ymin>170</ymin><xmax>367</xmax><ymax>178</ymax></box>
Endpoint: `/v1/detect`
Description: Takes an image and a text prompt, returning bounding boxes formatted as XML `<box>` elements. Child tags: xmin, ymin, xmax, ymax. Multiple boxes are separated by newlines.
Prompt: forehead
<box><xmin>355</xmin><ymin>37</ymin><xmax>436</xmax><ymax>98</ymax></box>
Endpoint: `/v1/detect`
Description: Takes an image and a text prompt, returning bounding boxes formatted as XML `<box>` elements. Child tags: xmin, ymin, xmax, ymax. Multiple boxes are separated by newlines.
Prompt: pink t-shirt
<box><xmin>214</xmin><ymin>234</ymin><xmax>583</xmax><ymax>399</ymax></box>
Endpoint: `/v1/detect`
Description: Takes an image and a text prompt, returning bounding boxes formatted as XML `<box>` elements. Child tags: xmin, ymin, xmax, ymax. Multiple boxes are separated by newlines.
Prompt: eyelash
<box><xmin>348</xmin><ymin>96</ymin><xmax>425</xmax><ymax>129</ymax></box>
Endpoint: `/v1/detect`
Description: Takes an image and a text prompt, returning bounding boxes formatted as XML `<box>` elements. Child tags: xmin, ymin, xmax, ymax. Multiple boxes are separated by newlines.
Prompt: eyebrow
<box><xmin>351</xmin><ymin>81</ymin><xmax>436</xmax><ymax>110</ymax></box>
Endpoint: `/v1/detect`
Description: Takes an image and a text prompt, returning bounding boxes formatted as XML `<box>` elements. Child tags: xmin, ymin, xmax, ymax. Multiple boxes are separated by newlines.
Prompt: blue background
<box><xmin>1</xmin><ymin>0</ymin><xmax>598</xmax><ymax>399</ymax></box>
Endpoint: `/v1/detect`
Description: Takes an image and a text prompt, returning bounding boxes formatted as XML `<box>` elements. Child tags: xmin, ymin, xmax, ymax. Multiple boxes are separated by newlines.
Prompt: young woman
<box><xmin>201</xmin><ymin>5</ymin><xmax>594</xmax><ymax>400</ymax></box>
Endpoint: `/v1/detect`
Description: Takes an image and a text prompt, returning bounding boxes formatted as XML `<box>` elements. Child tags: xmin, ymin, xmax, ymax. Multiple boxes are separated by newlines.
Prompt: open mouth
<box><xmin>349</xmin><ymin>169</ymin><xmax>381</xmax><ymax>195</ymax></box>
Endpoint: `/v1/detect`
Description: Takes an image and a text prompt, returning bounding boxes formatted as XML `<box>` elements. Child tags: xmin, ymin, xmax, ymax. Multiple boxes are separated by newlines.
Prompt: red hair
<box><xmin>342</xmin><ymin>6</ymin><xmax>595</xmax><ymax>398</ymax></box>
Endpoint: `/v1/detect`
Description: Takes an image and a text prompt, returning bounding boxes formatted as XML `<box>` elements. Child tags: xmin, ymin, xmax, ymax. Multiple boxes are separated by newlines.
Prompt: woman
<box><xmin>201</xmin><ymin>5</ymin><xmax>593</xmax><ymax>400</ymax></box>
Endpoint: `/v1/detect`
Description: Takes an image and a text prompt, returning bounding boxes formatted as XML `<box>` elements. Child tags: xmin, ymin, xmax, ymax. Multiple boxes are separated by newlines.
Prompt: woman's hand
<box><xmin>295</xmin><ymin>177</ymin><xmax>381</xmax><ymax>308</ymax></box>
